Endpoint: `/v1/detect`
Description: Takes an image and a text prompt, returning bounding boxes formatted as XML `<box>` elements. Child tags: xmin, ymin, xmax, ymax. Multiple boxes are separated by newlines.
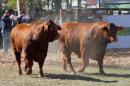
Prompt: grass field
<box><xmin>0</xmin><ymin>49</ymin><xmax>130</xmax><ymax>86</ymax></box>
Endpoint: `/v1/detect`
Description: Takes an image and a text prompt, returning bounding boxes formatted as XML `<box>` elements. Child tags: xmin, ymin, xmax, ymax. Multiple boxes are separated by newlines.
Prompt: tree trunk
<box><xmin>35</xmin><ymin>0</ymin><xmax>43</xmax><ymax>18</ymax></box>
<box><xmin>53</xmin><ymin>0</ymin><xmax>62</xmax><ymax>13</ymax></box>
<box><xmin>28</xmin><ymin>0</ymin><xmax>43</xmax><ymax>19</ymax></box>
<box><xmin>77</xmin><ymin>0</ymin><xmax>81</xmax><ymax>21</ymax></box>
<box><xmin>19</xmin><ymin>0</ymin><xmax>27</xmax><ymax>13</ymax></box>
<box><xmin>66</xmin><ymin>0</ymin><xmax>69</xmax><ymax>9</ymax></box>
<box><xmin>47</xmin><ymin>0</ymin><xmax>50</xmax><ymax>9</ymax></box>
<box><xmin>28</xmin><ymin>0</ymin><xmax>35</xmax><ymax>19</ymax></box>
<box><xmin>0</xmin><ymin>0</ymin><xmax>2</xmax><ymax>16</ymax></box>
<box><xmin>66</xmin><ymin>0</ymin><xmax>72</xmax><ymax>9</ymax></box>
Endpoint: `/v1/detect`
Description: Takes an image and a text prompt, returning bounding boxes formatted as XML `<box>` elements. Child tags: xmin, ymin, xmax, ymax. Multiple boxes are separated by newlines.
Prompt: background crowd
<box><xmin>0</xmin><ymin>9</ymin><xmax>31</xmax><ymax>53</ymax></box>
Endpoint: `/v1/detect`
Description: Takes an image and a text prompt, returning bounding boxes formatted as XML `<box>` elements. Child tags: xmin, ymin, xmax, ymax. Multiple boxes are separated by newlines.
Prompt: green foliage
<box><xmin>117</xmin><ymin>27</ymin><xmax>130</xmax><ymax>36</ymax></box>
<box><xmin>5</xmin><ymin>0</ymin><xmax>16</xmax><ymax>9</ymax></box>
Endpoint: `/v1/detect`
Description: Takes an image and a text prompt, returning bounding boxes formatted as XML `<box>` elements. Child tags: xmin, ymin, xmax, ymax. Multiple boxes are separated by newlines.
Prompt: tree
<box><xmin>19</xmin><ymin>0</ymin><xmax>27</xmax><ymax>13</ymax></box>
<box><xmin>77</xmin><ymin>0</ymin><xmax>82</xmax><ymax>21</ymax></box>
<box><xmin>4</xmin><ymin>0</ymin><xmax>16</xmax><ymax>9</ymax></box>
<box><xmin>47</xmin><ymin>0</ymin><xmax>50</xmax><ymax>9</ymax></box>
<box><xmin>0</xmin><ymin>0</ymin><xmax>2</xmax><ymax>16</ymax></box>
<box><xmin>27</xmin><ymin>0</ymin><xmax>44</xmax><ymax>19</ymax></box>
<box><xmin>53</xmin><ymin>0</ymin><xmax>62</xmax><ymax>13</ymax></box>
<box><xmin>65</xmin><ymin>0</ymin><xmax>72</xmax><ymax>9</ymax></box>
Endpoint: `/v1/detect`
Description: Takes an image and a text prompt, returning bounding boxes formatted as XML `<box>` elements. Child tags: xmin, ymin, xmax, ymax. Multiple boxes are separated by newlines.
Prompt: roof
<box><xmin>104</xmin><ymin>3</ymin><xmax>130</xmax><ymax>8</ymax></box>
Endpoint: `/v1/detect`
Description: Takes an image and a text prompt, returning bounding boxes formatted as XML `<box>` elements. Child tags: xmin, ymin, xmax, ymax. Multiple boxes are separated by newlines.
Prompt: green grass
<box><xmin>0</xmin><ymin>58</ymin><xmax>130</xmax><ymax>86</ymax></box>
<box><xmin>117</xmin><ymin>27</ymin><xmax>130</xmax><ymax>36</ymax></box>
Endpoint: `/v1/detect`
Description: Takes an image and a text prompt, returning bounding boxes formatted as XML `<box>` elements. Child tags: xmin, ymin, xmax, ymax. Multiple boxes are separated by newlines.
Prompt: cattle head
<box><xmin>95</xmin><ymin>22</ymin><xmax>123</xmax><ymax>43</ymax></box>
<box><xmin>33</xmin><ymin>19</ymin><xmax>61</xmax><ymax>42</ymax></box>
<box><xmin>43</xmin><ymin>19</ymin><xmax>62</xmax><ymax>42</ymax></box>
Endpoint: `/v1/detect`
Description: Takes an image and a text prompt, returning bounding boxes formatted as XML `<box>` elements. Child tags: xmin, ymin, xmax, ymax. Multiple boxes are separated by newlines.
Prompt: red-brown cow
<box><xmin>59</xmin><ymin>21</ymin><xmax>123</xmax><ymax>74</ymax></box>
<box><xmin>11</xmin><ymin>19</ymin><xmax>61</xmax><ymax>77</ymax></box>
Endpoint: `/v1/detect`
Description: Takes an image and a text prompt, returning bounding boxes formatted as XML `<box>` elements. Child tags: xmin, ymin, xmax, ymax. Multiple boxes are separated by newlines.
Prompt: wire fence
<box><xmin>40</xmin><ymin>8</ymin><xmax>104</xmax><ymax>25</ymax></box>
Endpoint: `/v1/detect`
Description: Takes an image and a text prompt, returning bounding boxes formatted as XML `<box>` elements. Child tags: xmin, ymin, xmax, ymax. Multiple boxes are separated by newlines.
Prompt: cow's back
<box><xmin>11</xmin><ymin>23</ymin><xmax>31</xmax><ymax>52</ymax></box>
<box><xmin>60</xmin><ymin>22</ymin><xmax>93</xmax><ymax>57</ymax></box>
<box><xmin>60</xmin><ymin>22</ymin><xmax>107</xmax><ymax>60</ymax></box>
<box><xmin>60</xmin><ymin>22</ymin><xmax>93</xmax><ymax>41</ymax></box>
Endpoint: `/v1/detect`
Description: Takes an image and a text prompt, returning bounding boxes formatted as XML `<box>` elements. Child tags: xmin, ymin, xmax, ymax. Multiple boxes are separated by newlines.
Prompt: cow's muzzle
<box><xmin>110</xmin><ymin>37</ymin><xmax>118</xmax><ymax>43</ymax></box>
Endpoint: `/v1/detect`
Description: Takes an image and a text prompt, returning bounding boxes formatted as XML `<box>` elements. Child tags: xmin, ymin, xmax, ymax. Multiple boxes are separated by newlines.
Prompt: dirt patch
<box><xmin>0</xmin><ymin>48</ymin><xmax>130</xmax><ymax>68</ymax></box>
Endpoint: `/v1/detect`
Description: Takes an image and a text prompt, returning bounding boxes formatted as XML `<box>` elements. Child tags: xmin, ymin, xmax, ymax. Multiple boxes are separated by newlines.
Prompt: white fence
<box><xmin>108</xmin><ymin>36</ymin><xmax>130</xmax><ymax>48</ymax></box>
<box><xmin>103</xmin><ymin>15</ymin><xmax>130</xmax><ymax>48</ymax></box>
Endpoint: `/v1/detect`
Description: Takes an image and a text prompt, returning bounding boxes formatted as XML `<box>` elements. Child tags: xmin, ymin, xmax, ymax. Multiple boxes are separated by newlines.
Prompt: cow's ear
<box><xmin>107</xmin><ymin>23</ymin><xmax>116</xmax><ymax>30</ymax></box>
<box><xmin>43</xmin><ymin>19</ymin><xmax>53</xmax><ymax>31</ymax></box>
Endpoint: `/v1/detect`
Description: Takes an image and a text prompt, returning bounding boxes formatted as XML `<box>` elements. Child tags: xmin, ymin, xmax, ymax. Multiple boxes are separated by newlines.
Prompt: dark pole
<box><xmin>99</xmin><ymin>0</ymin><xmax>101</xmax><ymax>8</ymax></box>
<box><xmin>0</xmin><ymin>0</ymin><xmax>2</xmax><ymax>16</ymax></box>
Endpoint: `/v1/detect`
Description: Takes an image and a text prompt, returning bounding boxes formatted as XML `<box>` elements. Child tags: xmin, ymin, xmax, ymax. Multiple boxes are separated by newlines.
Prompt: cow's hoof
<box><xmin>18</xmin><ymin>71</ymin><xmax>22</xmax><ymax>75</ymax></box>
<box><xmin>39</xmin><ymin>74</ymin><xmax>44</xmax><ymax>78</ymax></box>
<box><xmin>26</xmin><ymin>69</ymin><xmax>32</xmax><ymax>75</ymax></box>
<box><xmin>71</xmin><ymin>71</ymin><xmax>76</xmax><ymax>75</ymax></box>
<box><xmin>63</xmin><ymin>68</ymin><xmax>67</xmax><ymax>72</ymax></box>
<box><xmin>100</xmin><ymin>71</ymin><xmax>106</xmax><ymax>75</ymax></box>
<box><xmin>24</xmin><ymin>66</ymin><xmax>28</xmax><ymax>72</ymax></box>
<box><xmin>78</xmin><ymin>69</ymin><xmax>84</xmax><ymax>73</ymax></box>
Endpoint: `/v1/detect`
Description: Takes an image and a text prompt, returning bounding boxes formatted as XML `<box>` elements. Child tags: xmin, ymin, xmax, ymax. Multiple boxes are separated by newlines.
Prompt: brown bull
<box><xmin>11</xmin><ymin>19</ymin><xmax>61</xmax><ymax>77</ymax></box>
<box><xmin>59</xmin><ymin>21</ymin><xmax>123</xmax><ymax>74</ymax></box>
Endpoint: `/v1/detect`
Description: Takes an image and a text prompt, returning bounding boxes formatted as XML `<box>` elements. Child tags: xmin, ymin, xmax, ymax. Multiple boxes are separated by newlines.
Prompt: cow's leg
<box><xmin>63</xmin><ymin>56</ymin><xmax>67</xmax><ymax>71</ymax></box>
<box><xmin>38</xmin><ymin>60</ymin><xmax>45</xmax><ymax>77</ymax></box>
<box><xmin>24</xmin><ymin>58</ymin><xmax>28</xmax><ymax>72</ymax></box>
<box><xmin>25</xmin><ymin>57</ymin><xmax>33</xmax><ymax>75</ymax></box>
<box><xmin>14</xmin><ymin>51</ymin><xmax>22</xmax><ymax>75</ymax></box>
<box><xmin>24</xmin><ymin>52</ymin><xmax>33</xmax><ymax>75</ymax></box>
<box><xmin>24</xmin><ymin>57</ymin><xmax>33</xmax><ymax>74</ymax></box>
<box><xmin>78</xmin><ymin>57</ymin><xmax>89</xmax><ymax>72</ymax></box>
<box><xmin>78</xmin><ymin>49</ymin><xmax>89</xmax><ymax>72</ymax></box>
<box><xmin>23</xmin><ymin>48</ymin><xmax>33</xmax><ymax>75</ymax></box>
<box><xmin>98</xmin><ymin>58</ymin><xmax>105</xmax><ymax>74</ymax></box>
<box><xmin>62</xmin><ymin>50</ymin><xmax>76</xmax><ymax>74</ymax></box>
<box><xmin>60</xmin><ymin>44</ymin><xmax>67</xmax><ymax>71</ymax></box>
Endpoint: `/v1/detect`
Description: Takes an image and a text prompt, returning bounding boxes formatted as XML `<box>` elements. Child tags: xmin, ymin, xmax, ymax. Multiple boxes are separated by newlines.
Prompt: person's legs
<box><xmin>6</xmin><ymin>31</ymin><xmax>11</xmax><ymax>48</ymax></box>
<box><xmin>2</xmin><ymin>30</ymin><xmax>10</xmax><ymax>52</ymax></box>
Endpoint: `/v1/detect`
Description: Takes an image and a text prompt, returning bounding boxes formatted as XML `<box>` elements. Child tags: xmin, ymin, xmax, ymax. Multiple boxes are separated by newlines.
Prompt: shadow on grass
<box><xmin>33</xmin><ymin>73</ymin><xmax>117</xmax><ymax>83</ymax></box>
<box><xmin>88</xmin><ymin>73</ymin><xmax>130</xmax><ymax>78</ymax></box>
